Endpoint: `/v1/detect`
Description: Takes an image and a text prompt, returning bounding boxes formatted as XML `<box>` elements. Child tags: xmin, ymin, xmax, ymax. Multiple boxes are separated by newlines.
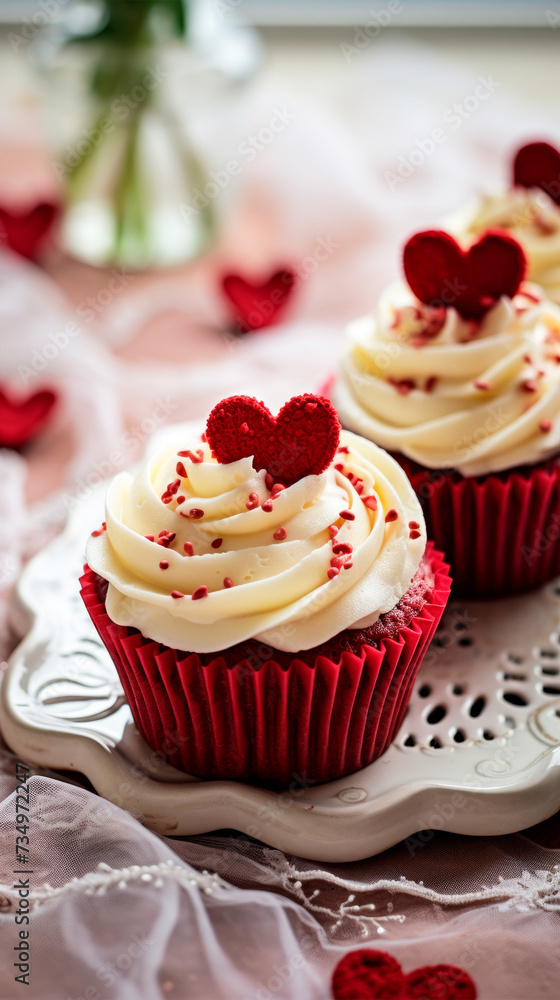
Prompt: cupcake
<box><xmin>332</xmin><ymin>228</ymin><xmax>560</xmax><ymax>597</ymax></box>
<box><xmin>80</xmin><ymin>393</ymin><xmax>450</xmax><ymax>787</ymax></box>
<box><xmin>447</xmin><ymin>141</ymin><xmax>560</xmax><ymax>304</ymax></box>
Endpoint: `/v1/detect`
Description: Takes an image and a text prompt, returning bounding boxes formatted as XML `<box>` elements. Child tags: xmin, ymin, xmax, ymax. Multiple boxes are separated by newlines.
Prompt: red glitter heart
<box><xmin>513</xmin><ymin>141</ymin><xmax>560</xmax><ymax>205</ymax></box>
<box><xmin>206</xmin><ymin>394</ymin><xmax>340</xmax><ymax>485</ymax></box>
<box><xmin>221</xmin><ymin>268</ymin><xmax>296</xmax><ymax>332</ymax></box>
<box><xmin>0</xmin><ymin>201</ymin><xmax>59</xmax><ymax>260</ymax></box>
<box><xmin>0</xmin><ymin>387</ymin><xmax>57</xmax><ymax>448</ymax></box>
<box><xmin>331</xmin><ymin>950</ymin><xmax>477</xmax><ymax>1000</ymax></box>
<box><xmin>403</xmin><ymin>229</ymin><xmax>526</xmax><ymax>320</ymax></box>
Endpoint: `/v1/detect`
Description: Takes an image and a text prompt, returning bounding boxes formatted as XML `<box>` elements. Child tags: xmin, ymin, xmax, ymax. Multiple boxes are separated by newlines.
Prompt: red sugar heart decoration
<box><xmin>0</xmin><ymin>387</ymin><xmax>58</xmax><ymax>449</ymax></box>
<box><xmin>513</xmin><ymin>141</ymin><xmax>560</xmax><ymax>205</ymax></box>
<box><xmin>403</xmin><ymin>229</ymin><xmax>526</xmax><ymax>320</ymax></box>
<box><xmin>206</xmin><ymin>393</ymin><xmax>340</xmax><ymax>485</ymax></box>
<box><xmin>221</xmin><ymin>268</ymin><xmax>296</xmax><ymax>332</ymax></box>
<box><xmin>0</xmin><ymin>201</ymin><xmax>59</xmax><ymax>260</ymax></box>
<box><xmin>331</xmin><ymin>949</ymin><xmax>477</xmax><ymax>1000</ymax></box>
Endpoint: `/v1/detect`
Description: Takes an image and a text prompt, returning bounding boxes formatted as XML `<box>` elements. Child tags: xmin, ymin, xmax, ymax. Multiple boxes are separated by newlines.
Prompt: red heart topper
<box><xmin>0</xmin><ymin>202</ymin><xmax>59</xmax><ymax>260</ymax></box>
<box><xmin>0</xmin><ymin>387</ymin><xmax>57</xmax><ymax>449</ymax></box>
<box><xmin>403</xmin><ymin>229</ymin><xmax>526</xmax><ymax>320</ymax></box>
<box><xmin>513</xmin><ymin>141</ymin><xmax>560</xmax><ymax>206</ymax></box>
<box><xmin>221</xmin><ymin>268</ymin><xmax>296</xmax><ymax>332</ymax></box>
<box><xmin>332</xmin><ymin>949</ymin><xmax>477</xmax><ymax>1000</ymax></box>
<box><xmin>206</xmin><ymin>394</ymin><xmax>340</xmax><ymax>485</ymax></box>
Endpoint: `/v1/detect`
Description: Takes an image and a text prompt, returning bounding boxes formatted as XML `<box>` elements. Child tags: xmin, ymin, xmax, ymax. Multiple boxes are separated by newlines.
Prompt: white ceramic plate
<box><xmin>2</xmin><ymin>485</ymin><xmax>560</xmax><ymax>862</ymax></box>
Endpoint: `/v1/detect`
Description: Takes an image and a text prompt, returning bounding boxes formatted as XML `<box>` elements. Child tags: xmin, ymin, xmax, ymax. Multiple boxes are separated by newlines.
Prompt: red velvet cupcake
<box><xmin>81</xmin><ymin>394</ymin><xmax>450</xmax><ymax>787</ymax></box>
<box><xmin>332</xmin><ymin>229</ymin><xmax>560</xmax><ymax>597</ymax></box>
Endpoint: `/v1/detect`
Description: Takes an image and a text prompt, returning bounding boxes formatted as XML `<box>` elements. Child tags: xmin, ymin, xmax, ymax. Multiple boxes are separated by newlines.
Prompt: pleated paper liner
<box><xmin>395</xmin><ymin>453</ymin><xmax>560</xmax><ymax>598</ymax></box>
<box><xmin>80</xmin><ymin>543</ymin><xmax>450</xmax><ymax>789</ymax></box>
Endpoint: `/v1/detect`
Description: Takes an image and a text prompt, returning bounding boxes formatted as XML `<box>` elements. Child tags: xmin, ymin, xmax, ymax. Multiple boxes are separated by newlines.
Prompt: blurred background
<box><xmin>0</xmin><ymin>0</ymin><xmax>559</xmax><ymax>528</ymax></box>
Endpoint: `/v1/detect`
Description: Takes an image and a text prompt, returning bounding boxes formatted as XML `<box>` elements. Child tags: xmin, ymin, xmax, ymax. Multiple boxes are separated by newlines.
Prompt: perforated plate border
<box><xmin>1</xmin><ymin>485</ymin><xmax>560</xmax><ymax>863</ymax></box>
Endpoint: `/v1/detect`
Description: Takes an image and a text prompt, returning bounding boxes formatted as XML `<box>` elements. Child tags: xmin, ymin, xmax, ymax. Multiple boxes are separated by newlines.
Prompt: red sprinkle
<box><xmin>408</xmin><ymin>520</ymin><xmax>420</xmax><ymax>529</ymax></box>
<box><xmin>176</xmin><ymin>462</ymin><xmax>187</xmax><ymax>478</ymax></box>
<box><xmin>328</xmin><ymin>525</ymin><xmax>339</xmax><ymax>539</ymax></box>
<box><xmin>188</xmin><ymin>509</ymin><xmax>204</xmax><ymax>519</ymax></box>
<box><xmin>183</xmin><ymin>541</ymin><xmax>194</xmax><ymax>556</ymax></box>
<box><xmin>161</xmin><ymin>495</ymin><xmax>173</xmax><ymax>504</ymax></box>
<box><xmin>362</xmin><ymin>495</ymin><xmax>378</xmax><ymax>511</ymax></box>
<box><xmin>171</xmin><ymin>590</ymin><xmax>184</xmax><ymax>599</ymax></box>
<box><xmin>424</xmin><ymin>376</ymin><xmax>438</xmax><ymax>393</ymax></box>
<box><xmin>223</xmin><ymin>577</ymin><xmax>234</xmax><ymax>588</ymax></box>
<box><xmin>144</xmin><ymin>534</ymin><xmax>155</xmax><ymax>542</ymax></box>
<box><xmin>343</xmin><ymin>561</ymin><xmax>353</xmax><ymax>570</ymax></box>
<box><xmin>385</xmin><ymin>509</ymin><xmax>399</xmax><ymax>523</ymax></box>
<box><xmin>473</xmin><ymin>379</ymin><xmax>490</xmax><ymax>391</ymax></box>
<box><xmin>522</xmin><ymin>379</ymin><xmax>538</xmax><ymax>393</ymax></box>
<box><xmin>388</xmin><ymin>377</ymin><xmax>416</xmax><ymax>396</ymax></box>
<box><xmin>339</xmin><ymin>509</ymin><xmax>355</xmax><ymax>521</ymax></box>
<box><xmin>327</xmin><ymin>567</ymin><xmax>340</xmax><ymax>579</ymax></box>
<box><xmin>176</xmin><ymin>496</ymin><xmax>185</xmax><ymax>505</ymax></box>
<box><xmin>332</xmin><ymin>542</ymin><xmax>353</xmax><ymax>555</ymax></box>
<box><xmin>211</xmin><ymin>538</ymin><xmax>223</xmax><ymax>549</ymax></box>
<box><xmin>273</xmin><ymin>527</ymin><xmax>287</xmax><ymax>540</ymax></box>
<box><xmin>523</xmin><ymin>354</ymin><xmax>532</xmax><ymax>364</ymax></box>
<box><xmin>265</xmin><ymin>472</ymin><xmax>274</xmax><ymax>490</ymax></box>
<box><xmin>201</xmin><ymin>432</ymin><xmax>207</xmax><ymax>443</ymax></box>
<box><xmin>192</xmin><ymin>585</ymin><xmax>208</xmax><ymax>600</ymax></box>
<box><xmin>334</xmin><ymin>463</ymin><xmax>345</xmax><ymax>472</ymax></box>
<box><xmin>540</xmin><ymin>418</ymin><xmax>553</xmax><ymax>433</ymax></box>
<box><xmin>157</xmin><ymin>531</ymin><xmax>176</xmax><ymax>548</ymax></box>
<box><xmin>409</xmin><ymin>529</ymin><xmax>422</xmax><ymax>540</ymax></box>
<box><xmin>246</xmin><ymin>492</ymin><xmax>259</xmax><ymax>510</ymax></box>
<box><xmin>261</xmin><ymin>499</ymin><xmax>274</xmax><ymax>512</ymax></box>
<box><xmin>240</xmin><ymin>421</ymin><xmax>249</xmax><ymax>435</ymax></box>
<box><xmin>271</xmin><ymin>483</ymin><xmax>286</xmax><ymax>497</ymax></box>
<box><xmin>337</xmin><ymin>446</ymin><xmax>350</xmax><ymax>454</ymax></box>
<box><xmin>159</xmin><ymin>560</ymin><xmax>169</xmax><ymax>570</ymax></box>
<box><xmin>177</xmin><ymin>449</ymin><xmax>203</xmax><ymax>463</ymax></box>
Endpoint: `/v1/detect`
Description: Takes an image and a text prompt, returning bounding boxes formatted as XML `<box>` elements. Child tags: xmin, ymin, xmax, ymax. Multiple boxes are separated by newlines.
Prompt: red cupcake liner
<box><xmin>396</xmin><ymin>454</ymin><xmax>560</xmax><ymax>598</ymax></box>
<box><xmin>80</xmin><ymin>544</ymin><xmax>450</xmax><ymax>788</ymax></box>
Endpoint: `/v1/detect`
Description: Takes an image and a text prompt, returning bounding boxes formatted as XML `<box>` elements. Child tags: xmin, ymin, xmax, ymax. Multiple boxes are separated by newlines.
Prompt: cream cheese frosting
<box><xmin>333</xmin><ymin>281</ymin><xmax>560</xmax><ymax>477</ymax></box>
<box><xmin>86</xmin><ymin>422</ymin><xmax>425</xmax><ymax>653</ymax></box>
<box><xmin>446</xmin><ymin>187</ymin><xmax>560</xmax><ymax>304</ymax></box>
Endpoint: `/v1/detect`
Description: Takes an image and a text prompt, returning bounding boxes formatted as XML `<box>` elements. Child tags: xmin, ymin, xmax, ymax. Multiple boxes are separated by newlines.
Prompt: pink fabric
<box><xmin>1</xmin><ymin>38</ymin><xmax>560</xmax><ymax>1000</ymax></box>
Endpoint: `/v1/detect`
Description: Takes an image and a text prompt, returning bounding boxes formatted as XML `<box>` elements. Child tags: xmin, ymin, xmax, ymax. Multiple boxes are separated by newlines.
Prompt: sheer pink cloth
<box><xmin>0</xmin><ymin>38</ymin><xmax>560</xmax><ymax>1000</ymax></box>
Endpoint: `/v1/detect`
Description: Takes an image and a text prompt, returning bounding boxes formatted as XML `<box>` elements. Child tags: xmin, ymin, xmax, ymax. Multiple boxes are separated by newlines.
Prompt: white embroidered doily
<box><xmin>1</xmin><ymin>484</ymin><xmax>560</xmax><ymax>862</ymax></box>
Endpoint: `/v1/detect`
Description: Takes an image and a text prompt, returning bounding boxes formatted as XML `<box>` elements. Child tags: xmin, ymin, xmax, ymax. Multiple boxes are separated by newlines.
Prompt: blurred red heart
<box><xmin>0</xmin><ymin>201</ymin><xmax>59</xmax><ymax>260</ymax></box>
<box><xmin>403</xmin><ymin>229</ymin><xmax>526</xmax><ymax>320</ymax></box>
<box><xmin>331</xmin><ymin>949</ymin><xmax>477</xmax><ymax>1000</ymax></box>
<box><xmin>513</xmin><ymin>141</ymin><xmax>560</xmax><ymax>205</ymax></box>
<box><xmin>221</xmin><ymin>268</ymin><xmax>296</xmax><ymax>332</ymax></box>
<box><xmin>206</xmin><ymin>393</ymin><xmax>340</xmax><ymax>485</ymax></box>
<box><xmin>0</xmin><ymin>387</ymin><xmax>58</xmax><ymax>448</ymax></box>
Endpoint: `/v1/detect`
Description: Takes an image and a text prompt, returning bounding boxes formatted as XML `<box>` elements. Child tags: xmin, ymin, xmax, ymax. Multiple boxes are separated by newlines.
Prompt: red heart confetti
<box><xmin>221</xmin><ymin>268</ymin><xmax>296</xmax><ymax>332</ymax></box>
<box><xmin>206</xmin><ymin>393</ymin><xmax>340</xmax><ymax>485</ymax></box>
<box><xmin>403</xmin><ymin>229</ymin><xmax>526</xmax><ymax>320</ymax></box>
<box><xmin>0</xmin><ymin>201</ymin><xmax>59</xmax><ymax>260</ymax></box>
<box><xmin>0</xmin><ymin>386</ymin><xmax>58</xmax><ymax>449</ymax></box>
<box><xmin>331</xmin><ymin>949</ymin><xmax>477</xmax><ymax>1000</ymax></box>
<box><xmin>513</xmin><ymin>140</ymin><xmax>560</xmax><ymax>206</ymax></box>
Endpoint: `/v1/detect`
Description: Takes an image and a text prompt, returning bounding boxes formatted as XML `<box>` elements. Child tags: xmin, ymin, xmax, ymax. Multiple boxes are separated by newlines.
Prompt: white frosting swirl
<box><xmin>447</xmin><ymin>187</ymin><xmax>560</xmax><ymax>304</ymax></box>
<box><xmin>86</xmin><ymin>422</ymin><xmax>425</xmax><ymax>653</ymax></box>
<box><xmin>333</xmin><ymin>282</ymin><xmax>560</xmax><ymax>477</ymax></box>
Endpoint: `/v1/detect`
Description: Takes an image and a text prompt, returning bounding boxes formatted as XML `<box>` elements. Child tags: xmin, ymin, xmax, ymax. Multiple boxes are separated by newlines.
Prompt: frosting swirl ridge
<box><xmin>333</xmin><ymin>281</ymin><xmax>560</xmax><ymax>476</ymax></box>
<box><xmin>86</xmin><ymin>423</ymin><xmax>425</xmax><ymax>653</ymax></box>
